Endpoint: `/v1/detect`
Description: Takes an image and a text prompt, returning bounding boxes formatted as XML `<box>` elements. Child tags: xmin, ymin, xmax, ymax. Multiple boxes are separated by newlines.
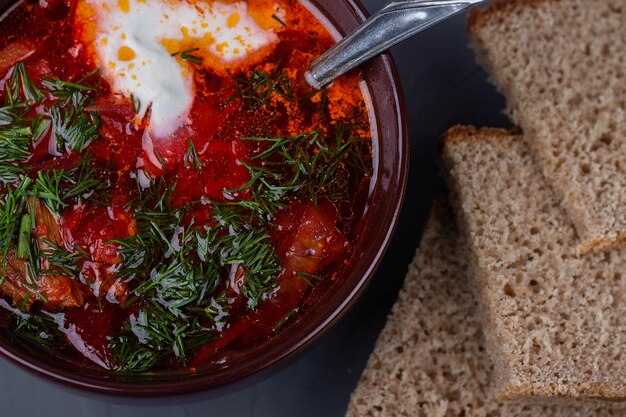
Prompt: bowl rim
<box><xmin>0</xmin><ymin>0</ymin><xmax>409</xmax><ymax>396</ymax></box>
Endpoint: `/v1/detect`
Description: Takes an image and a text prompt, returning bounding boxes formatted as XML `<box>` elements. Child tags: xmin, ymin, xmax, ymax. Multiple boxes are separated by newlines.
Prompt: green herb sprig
<box><xmin>274</xmin><ymin>307</ymin><xmax>299</xmax><ymax>332</ymax></box>
<box><xmin>40</xmin><ymin>239</ymin><xmax>90</xmax><ymax>277</ymax></box>
<box><xmin>1</xmin><ymin>63</ymin><xmax>101</xmax><ymax>159</ymax></box>
<box><xmin>225</xmin><ymin>68</ymin><xmax>294</xmax><ymax>109</ymax></box>
<box><xmin>43</xmin><ymin>69</ymin><xmax>101</xmax><ymax>153</ymax></box>
<box><xmin>171</xmin><ymin>48</ymin><xmax>202</xmax><ymax>65</ymax></box>
<box><xmin>0</xmin><ymin>64</ymin><xmax>106</xmax><ymax>283</ymax></box>
<box><xmin>0</xmin><ymin>176</ymin><xmax>32</xmax><ymax>278</ymax></box>
<box><xmin>109</xmin><ymin>124</ymin><xmax>368</xmax><ymax>372</ymax></box>
<box><xmin>271</xmin><ymin>13</ymin><xmax>286</xmax><ymax>27</ymax></box>
<box><xmin>235</xmin><ymin>125</ymin><xmax>368</xmax><ymax>208</ymax></box>
<box><xmin>12</xmin><ymin>310</ymin><xmax>62</xmax><ymax>349</ymax></box>
<box><xmin>111</xmin><ymin>297</ymin><xmax>224</xmax><ymax>372</ymax></box>
<box><xmin>109</xmin><ymin>169</ymin><xmax>286</xmax><ymax>371</ymax></box>
<box><xmin>183</xmin><ymin>139</ymin><xmax>203</xmax><ymax>170</ymax></box>
<box><xmin>32</xmin><ymin>154</ymin><xmax>108</xmax><ymax>216</ymax></box>
<box><xmin>5</xmin><ymin>62</ymin><xmax>45</xmax><ymax>105</ymax></box>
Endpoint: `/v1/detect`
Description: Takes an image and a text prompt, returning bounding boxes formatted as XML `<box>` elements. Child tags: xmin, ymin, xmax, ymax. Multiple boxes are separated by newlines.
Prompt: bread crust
<box><xmin>501</xmin><ymin>381</ymin><xmax>626</xmax><ymax>404</ymax></box>
<box><xmin>578</xmin><ymin>232</ymin><xmax>626</xmax><ymax>256</ymax></box>
<box><xmin>440</xmin><ymin>124</ymin><xmax>522</xmax><ymax>147</ymax></box>
<box><xmin>467</xmin><ymin>0</ymin><xmax>563</xmax><ymax>33</ymax></box>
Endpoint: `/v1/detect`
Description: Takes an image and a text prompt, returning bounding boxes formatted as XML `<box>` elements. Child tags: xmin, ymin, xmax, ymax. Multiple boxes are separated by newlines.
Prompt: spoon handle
<box><xmin>306</xmin><ymin>0</ymin><xmax>486</xmax><ymax>89</ymax></box>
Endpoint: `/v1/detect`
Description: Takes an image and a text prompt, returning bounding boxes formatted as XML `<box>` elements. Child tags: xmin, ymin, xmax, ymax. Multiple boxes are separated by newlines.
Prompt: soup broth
<box><xmin>0</xmin><ymin>0</ymin><xmax>373</xmax><ymax>372</ymax></box>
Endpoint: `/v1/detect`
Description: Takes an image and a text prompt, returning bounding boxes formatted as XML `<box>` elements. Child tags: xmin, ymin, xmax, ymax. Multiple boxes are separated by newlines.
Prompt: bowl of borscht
<box><xmin>0</xmin><ymin>0</ymin><xmax>407</xmax><ymax>395</ymax></box>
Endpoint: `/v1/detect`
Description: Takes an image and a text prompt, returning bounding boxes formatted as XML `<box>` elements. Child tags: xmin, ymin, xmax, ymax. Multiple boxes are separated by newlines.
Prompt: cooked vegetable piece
<box><xmin>0</xmin><ymin>199</ymin><xmax>84</xmax><ymax>310</ymax></box>
<box><xmin>282</xmin><ymin>202</ymin><xmax>347</xmax><ymax>275</ymax></box>
<box><xmin>0</xmin><ymin>41</ymin><xmax>35</xmax><ymax>77</ymax></box>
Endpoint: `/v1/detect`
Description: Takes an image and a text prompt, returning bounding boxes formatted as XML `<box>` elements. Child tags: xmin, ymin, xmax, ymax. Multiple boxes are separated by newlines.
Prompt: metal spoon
<box><xmin>306</xmin><ymin>0</ymin><xmax>486</xmax><ymax>89</ymax></box>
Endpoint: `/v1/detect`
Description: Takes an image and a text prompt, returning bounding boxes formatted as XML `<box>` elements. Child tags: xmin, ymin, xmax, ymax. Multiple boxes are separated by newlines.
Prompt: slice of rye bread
<box><xmin>345</xmin><ymin>199</ymin><xmax>618</xmax><ymax>416</ymax></box>
<box><xmin>441</xmin><ymin>125</ymin><xmax>625</xmax><ymax>404</ymax></box>
<box><xmin>467</xmin><ymin>0</ymin><xmax>626</xmax><ymax>253</ymax></box>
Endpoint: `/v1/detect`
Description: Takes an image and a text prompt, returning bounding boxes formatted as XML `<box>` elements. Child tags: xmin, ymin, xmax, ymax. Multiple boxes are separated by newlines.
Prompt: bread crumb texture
<box><xmin>346</xmin><ymin>200</ymin><xmax>619</xmax><ymax>416</ymax></box>
<box><xmin>442</xmin><ymin>126</ymin><xmax>625</xmax><ymax>404</ymax></box>
<box><xmin>468</xmin><ymin>0</ymin><xmax>626</xmax><ymax>253</ymax></box>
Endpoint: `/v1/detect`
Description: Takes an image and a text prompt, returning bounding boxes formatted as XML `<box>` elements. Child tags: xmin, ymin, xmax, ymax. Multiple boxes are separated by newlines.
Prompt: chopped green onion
<box><xmin>16</xmin><ymin>214</ymin><xmax>32</xmax><ymax>260</ymax></box>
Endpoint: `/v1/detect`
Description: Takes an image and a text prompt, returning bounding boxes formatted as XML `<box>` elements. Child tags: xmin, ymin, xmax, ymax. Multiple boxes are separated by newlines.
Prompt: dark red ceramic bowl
<box><xmin>0</xmin><ymin>0</ymin><xmax>408</xmax><ymax>396</ymax></box>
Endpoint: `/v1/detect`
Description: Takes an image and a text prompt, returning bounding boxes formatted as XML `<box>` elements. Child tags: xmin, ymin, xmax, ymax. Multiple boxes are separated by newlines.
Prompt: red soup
<box><xmin>0</xmin><ymin>0</ymin><xmax>373</xmax><ymax>372</ymax></box>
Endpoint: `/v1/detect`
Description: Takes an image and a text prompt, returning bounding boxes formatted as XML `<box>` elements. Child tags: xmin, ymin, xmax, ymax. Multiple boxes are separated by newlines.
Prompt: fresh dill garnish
<box><xmin>0</xmin><ymin>177</ymin><xmax>31</xmax><ymax>276</ymax></box>
<box><xmin>296</xmin><ymin>271</ymin><xmax>322</xmax><ymax>287</ymax></box>
<box><xmin>274</xmin><ymin>307</ymin><xmax>299</xmax><ymax>332</ymax></box>
<box><xmin>2</xmin><ymin>65</ymin><xmax>40</xmax><ymax>165</ymax></box>
<box><xmin>110</xmin><ymin>335</ymin><xmax>161</xmax><ymax>373</ymax></box>
<box><xmin>30</xmin><ymin>115</ymin><xmax>52</xmax><ymax>143</ymax></box>
<box><xmin>111</xmin><ymin>298</ymin><xmax>220</xmax><ymax>371</ymax></box>
<box><xmin>183</xmin><ymin>139</ymin><xmax>204</xmax><ymax>170</ymax></box>
<box><xmin>0</xmin><ymin>108</ymin><xmax>50</xmax><ymax>179</ymax></box>
<box><xmin>32</xmin><ymin>170</ymin><xmax>66</xmax><ymax>215</ymax></box>
<box><xmin>12</xmin><ymin>310</ymin><xmax>62</xmax><ymax>350</ymax></box>
<box><xmin>0</xmin><ymin>107</ymin><xmax>36</xmax><ymax>165</ymax></box>
<box><xmin>0</xmin><ymin>64</ymin><xmax>106</xmax><ymax>286</ymax></box>
<box><xmin>126</xmin><ymin>221</ymin><xmax>222</xmax><ymax>316</ymax></box>
<box><xmin>108</xmin><ymin>172</ymin><xmax>284</xmax><ymax>370</ymax></box>
<box><xmin>114</xmin><ymin>178</ymin><xmax>282</xmax><ymax>309</ymax></box>
<box><xmin>238</xmin><ymin>125</ymin><xmax>368</xmax><ymax>206</ymax></box>
<box><xmin>0</xmin><ymin>124</ymin><xmax>31</xmax><ymax>164</ymax></box>
<box><xmin>0</xmin><ymin>163</ymin><xmax>29</xmax><ymax>184</ymax></box>
<box><xmin>6</xmin><ymin>63</ymin><xmax>45</xmax><ymax>105</ymax></box>
<box><xmin>153</xmin><ymin>148</ymin><xmax>169</xmax><ymax>173</ymax></box>
<box><xmin>40</xmin><ymin>239</ymin><xmax>90</xmax><ymax>277</ymax></box>
<box><xmin>32</xmin><ymin>157</ymin><xmax>107</xmax><ymax>217</ymax></box>
<box><xmin>39</xmin><ymin>69</ymin><xmax>102</xmax><ymax>153</ymax></box>
<box><xmin>64</xmin><ymin>153</ymin><xmax>109</xmax><ymax>200</ymax></box>
<box><xmin>108</xmin><ymin>123</ymin><xmax>370</xmax><ymax>371</ymax></box>
<box><xmin>13</xmin><ymin>197</ymin><xmax>42</xmax><ymax>295</ymax></box>
<box><xmin>225</xmin><ymin>68</ymin><xmax>294</xmax><ymax>109</ymax></box>
<box><xmin>109</xmin><ymin>199</ymin><xmax>234</xmax><ymax>371</ymax></box>
<box><xmin>130</xmin><ymin>94</ymin><xmax>141</xmax><ymax>114</ymax></box>
<box><xmin>16</xmin><ymin>215</ymin><xmax>32</xmax><ymax>260</ymax></box>
<box><xmin>2</xmin><ymin>64</ymin><xmax>102</xmax><ymax>156</ymax></box>
<box><xmin>271</xmin><ymin>13</ymin><xmax>286</xmax><ymax>27</ymax></box>
<box><xmin>219</xmin><ymin>225</ymin><xmax>281</xmax><ymax>307</ymax></box>
<box><xmin>171</xmin><ymin>48</ymin><xmax>203</xmax><ymax>65</ymax></box>
<box><xmin>47</xmin><ymin>91</ymin><xmax>100</xmax><ymax>153</ymax></box>
<box><xmin>40</xmin><ymin>68</ymin><xmax>100</xmax><ymax>97</ymax></box>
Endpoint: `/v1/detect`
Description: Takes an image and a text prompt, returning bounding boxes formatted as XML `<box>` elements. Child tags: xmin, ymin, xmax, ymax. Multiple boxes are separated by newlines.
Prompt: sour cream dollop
<box><xmin>77</xmin><ymin>0</ymin><xmax>282</xmax><ymax>138</ymax></box>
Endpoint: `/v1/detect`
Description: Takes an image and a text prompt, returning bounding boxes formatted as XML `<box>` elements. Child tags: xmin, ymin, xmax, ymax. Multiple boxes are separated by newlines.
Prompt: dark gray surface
<box><xmin>0</xmin><ymin>1</ymin><xmax>511</xmax><ymax>415</ymax></box>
